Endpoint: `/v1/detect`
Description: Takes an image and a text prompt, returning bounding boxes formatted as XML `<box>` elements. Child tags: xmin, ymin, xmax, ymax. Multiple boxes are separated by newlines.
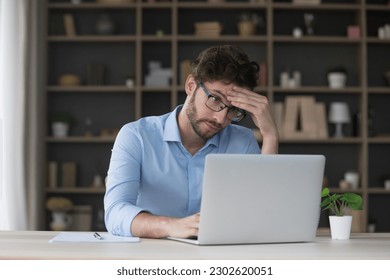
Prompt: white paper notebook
<box><xmin>49</xmin><ymin>232</ymin><xmax>139</xmax><ymax>243</ymax></box>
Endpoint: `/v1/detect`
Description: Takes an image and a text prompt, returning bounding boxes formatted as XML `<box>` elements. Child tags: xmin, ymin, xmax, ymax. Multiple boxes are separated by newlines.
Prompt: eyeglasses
<box><xmin>198</xmin><ymin>82</ymin><xmax>246</xmax><ymax>123</ymax></box>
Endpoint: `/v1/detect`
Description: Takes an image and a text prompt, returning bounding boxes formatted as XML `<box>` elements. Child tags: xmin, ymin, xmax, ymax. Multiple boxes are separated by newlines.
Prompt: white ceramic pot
<box><xmin>329</xmin><ymin>215</ymin><xmax>352</xmax><ymax>240</ymax></box>
<box><xmin>52</xmin><ymin>122</ymin><xmax>69</xmax><ymax>138</ymax></box>
<box><xmin>328</xmin><ymin>72</ymin><xmax>346</xmax><ymax>89</ymax></box>
<box><xmin>344</xmin><ymin>171</ymin><xmax>359</xmax><ymax>190</ymax></box>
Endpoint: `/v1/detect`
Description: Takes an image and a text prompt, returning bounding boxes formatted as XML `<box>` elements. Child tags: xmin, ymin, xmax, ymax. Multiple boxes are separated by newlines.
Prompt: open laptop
<box><xmin>169</xmin><ymin>154</ymin><xmax>325</xmax><ymax>245</ymax></box>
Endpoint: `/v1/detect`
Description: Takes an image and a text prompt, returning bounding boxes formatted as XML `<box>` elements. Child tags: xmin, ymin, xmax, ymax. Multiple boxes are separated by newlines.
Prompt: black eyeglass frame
<box><xmin>198</xmin><ymin>81</ymin><xmax>246</xmax><ymax>123</ymax></box>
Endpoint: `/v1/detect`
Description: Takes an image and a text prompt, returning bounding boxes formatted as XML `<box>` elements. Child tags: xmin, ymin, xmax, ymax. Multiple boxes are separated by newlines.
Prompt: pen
<box><xmin>93</xmin><ymin>232</ymin><xmax>103</xmax><ymax>240</ymax></box>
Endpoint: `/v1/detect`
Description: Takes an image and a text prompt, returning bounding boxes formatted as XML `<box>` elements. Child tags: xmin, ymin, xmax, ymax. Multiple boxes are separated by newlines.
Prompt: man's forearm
<box><xmin>261</xmin><ymin>135</ymin><xmax>279</xmax><ymax>154</ymax></box>
<box><xmin>131</xmin><ymin>212</ymin><xmax>172</xmax><ymax>238</ymax></box>
<box><xmin>131</xmin><ymin>211</ymin><xmax>200</xmax><ymax>239</ymax></box>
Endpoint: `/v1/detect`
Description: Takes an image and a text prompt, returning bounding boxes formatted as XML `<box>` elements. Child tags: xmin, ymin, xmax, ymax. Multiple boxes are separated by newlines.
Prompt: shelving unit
<box><xmin>45</xmin><ymin>0</ymin><xmax>390</xmax><ymax>232</ymax></box>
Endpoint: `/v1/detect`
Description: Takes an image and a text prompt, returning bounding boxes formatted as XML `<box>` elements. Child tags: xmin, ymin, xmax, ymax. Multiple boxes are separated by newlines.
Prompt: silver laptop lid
<box><xmin>197</xmin><ymin>154</ymin><xmax>325</xmax><ymax>245</ymax></box>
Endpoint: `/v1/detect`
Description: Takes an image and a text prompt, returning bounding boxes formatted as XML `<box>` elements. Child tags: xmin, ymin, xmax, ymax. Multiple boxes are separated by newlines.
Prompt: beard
<box><xmin>186</xmin><ymin>92</ymin><xmax>224</xmax><ymax>140</ymax></box>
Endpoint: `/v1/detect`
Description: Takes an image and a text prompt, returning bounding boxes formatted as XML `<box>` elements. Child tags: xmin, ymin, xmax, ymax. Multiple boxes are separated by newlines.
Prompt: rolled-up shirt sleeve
<box><xmin>104</xmin><ymin>125</ymin><xmax>145</xmax><ymax>237</ymax></box>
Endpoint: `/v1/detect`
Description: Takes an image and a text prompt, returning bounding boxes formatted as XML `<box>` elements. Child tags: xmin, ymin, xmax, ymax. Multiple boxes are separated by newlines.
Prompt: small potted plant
<box><xmin>237</xmin><ymin>13</ymin><xmax>263</xmax><ymax>36</ymax></box>
<box><xmin>50</xmin><ymin>112</ymin><xmax>74</xmax><ymax>138</ymax></box>
<box><xmin>321</xmin><ymin>187</ymin><xmax>363</xmax><ymax>240</ymax></box>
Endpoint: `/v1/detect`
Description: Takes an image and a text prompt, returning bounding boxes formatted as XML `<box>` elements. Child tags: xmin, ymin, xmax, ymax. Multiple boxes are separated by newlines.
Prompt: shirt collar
<box><xmin>163</xmin><ymin>106</ymin><xmax>182</xmax><ymax>142</ymax></box>
<box><xmin>163</xmin><ymin>105</ymin><xmax>220</xmax><ymax>148</ymax></box>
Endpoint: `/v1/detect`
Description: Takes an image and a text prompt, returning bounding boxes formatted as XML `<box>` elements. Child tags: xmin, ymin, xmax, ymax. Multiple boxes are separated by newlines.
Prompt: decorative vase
<box><xmin>238</xmin><ymin>21</ymin><xmax>256</xmax><ymax>36</ymax></box>
<box><xmin>52</xmin><ymin>122</ymin><xmax>69</xmax><ymax>138</ymax></box>
<box><xmin>328</xmin><ymin>72</ymin><xmax>346</xmax><ymax>89</ymax></box>
<box><xmin>50</xmin><ymin>211</ymin><xmax>73</xmax><ymax>231</ymax></box>
<box><xmin>329</xmin><ymin>215</ymin><xmax>352</xmax><ymax>240</ymax></box>
<box><xmin>96</xmin><ymin>14</ymin><xmax>115</xmax><ymax>35</ymax></box>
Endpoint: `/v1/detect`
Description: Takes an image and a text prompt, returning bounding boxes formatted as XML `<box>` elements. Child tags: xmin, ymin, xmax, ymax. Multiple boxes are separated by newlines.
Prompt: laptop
<box><xmin>169</xmin><ymin>154</ymin><xmax>326</xmax><ymax>245</ymax></box>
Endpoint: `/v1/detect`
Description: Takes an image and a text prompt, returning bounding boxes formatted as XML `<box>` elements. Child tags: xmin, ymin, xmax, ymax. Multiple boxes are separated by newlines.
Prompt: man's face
<box><xmin>186</xmin><ymin>80</ymin><xmax>234</xmax><ymax>140</ymax></box>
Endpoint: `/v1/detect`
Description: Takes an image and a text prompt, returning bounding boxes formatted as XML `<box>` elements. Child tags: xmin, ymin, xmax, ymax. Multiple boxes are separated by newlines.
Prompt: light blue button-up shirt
<box><xmin>104</xmin><ymin>106</ymin><xmax>260</xmax><ymax>236</ymax></box>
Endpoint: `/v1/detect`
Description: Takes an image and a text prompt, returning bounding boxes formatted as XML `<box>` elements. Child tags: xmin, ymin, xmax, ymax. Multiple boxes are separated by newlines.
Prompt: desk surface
<box><xmin>0</xmin><ymin>231</ymin><xmax>389</xmax><ymax>260</ymax></box>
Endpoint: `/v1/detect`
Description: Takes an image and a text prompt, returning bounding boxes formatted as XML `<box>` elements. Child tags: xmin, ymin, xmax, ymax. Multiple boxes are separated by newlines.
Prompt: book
<box><xmin>282</xmin><ymin>96</ymin><xmax>325</xmax><ymax>139</ymax></box>
<box><xmin>61</xmin><ymin>162</ymin><xmax>77</xmax><ymax>188</ymax></box>
<box><xmin>273</xmin><ymin>102</ymin><xmax>284</xmax><ymax>139</ymax></box>
<box><xmin>63</xmin><ymin>14</ymin><xmax>76</xmax><ymax>36</ymax></box>
<box><xmin>282</xmin><ymin>96</ymin><xmax>299</xmax><ymax>138</ymax></box>
<box><xmin>48</xmin><ymin>161</ymin><xmax>58</xmax><ymax>189</ymax></box>
<box><xmin>299</xmin><ymin>96</ymin><xmax>317</xmax><ymax>138</ymax></box>
<box><xmin>194</xmin><ymin>21</ymin><xmax>222</xmax><ymax>37</ymax></box>
<box><xmin>315</xmin><ymin>102</ymin><xmax>328</xmax><ymax>138</ymax></box>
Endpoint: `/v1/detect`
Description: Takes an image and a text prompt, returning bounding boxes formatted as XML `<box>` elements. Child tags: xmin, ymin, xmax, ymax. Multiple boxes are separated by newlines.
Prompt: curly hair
<box><xmin>190</xmin><ymin>45</ymin><xmax>259</xmax><ymax>89</ymax></box>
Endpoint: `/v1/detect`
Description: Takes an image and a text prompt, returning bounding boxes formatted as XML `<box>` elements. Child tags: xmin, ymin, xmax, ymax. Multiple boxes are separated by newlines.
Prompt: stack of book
<box><xmin>194</xmin><ymin>21</ymin><xmax>222</xmax><ymax>37</ymax></box>
<box><xmin>48</xmin><ymin>161</ymin><xmax>77</xmax><ymax>189</ymax></box>
<box><xmin>273</xmin><ymin>96</ymin><xmax>328</xmax><ymax>140</ymax></box>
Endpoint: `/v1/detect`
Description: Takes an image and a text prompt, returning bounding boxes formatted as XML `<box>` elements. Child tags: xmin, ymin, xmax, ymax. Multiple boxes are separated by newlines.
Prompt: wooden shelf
<box><xmin>272</xmin><ymin>3</ymin><xmax>361</xmax><ymax>11</ymax></box>
<box><xmin>46</xmin><ymin>85</ymin><xmax>135</xmax><ymax>92</ymax></box>
<box><xmin>273</xmin><ymin>36</ymin><xmax>362</xmax><ymax>44</ymax></box>
<box><xmin>366</xmin><ymin>4</ymin><xmax>390</xmax><ymax>11</ymax></box>
<box><xmin>367</xmin><ymin>188</ymin><xmax>390</xmax><ymax>194</ymax></box>
<box><xmin>367</xmin><ymin>88</ymin><xmax>390</xmax><ymax>94</ymax></box>
<box><xmin>368</xmin><ymin>137</ymin><xmax>390</xmax><ymax>144</ymax></box>
<box><xmin>44</xmin><ymin>0</ymin><xmax>390</xmax><ymax>232</ymax></box>
<box><xmin>327</xmin><ymin>187</ymin><xmax>364</xmax><ymax>194</ymax></box>
<box><xmin>177</xmin><ymin>35</ymin><xmax>268</xmax><ymax>42</ymax></box>
<box><xmin>279</xmin><ymin>137</ymin><xmax>363</xmax><ymax>144</ymax></box>
<box><xmin>48</xmin><ymin>35</ymin><xmax>137</xmax><ymax>42</ymax></box>
<box><xmin>47</xmin><ymin>136</ymin><xmax>115</xmax><ymax>143</ymax></box>
<box><xmin>176</xmin><ymin>3</ymin><xmax>267</xmax><ymax>9</ymax></box>
<box><xmin>273</xmin><ymin>86</ymin><xmax>363</xmax><ymax>94</ymax></box>
<box><xmin>48</xmin><ymin>3</ymin><xmax>136</xmax><ymax>9</ymax></box>
<box><xmin>366</xmin><ymin>38</ymin><xmax>390</xmax><ymax>44</ymax></box>
<box><xmin>46</xmin><ymin>187</ymin><xmax>105</xmax><ymax>194</ymax></box>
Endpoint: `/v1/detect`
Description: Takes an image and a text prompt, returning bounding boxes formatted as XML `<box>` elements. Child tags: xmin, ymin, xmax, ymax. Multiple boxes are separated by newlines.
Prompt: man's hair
<box><xmin>190</xmin><ymin>45</ymin><xmax>259</xmax><ymax>89</ymax></box>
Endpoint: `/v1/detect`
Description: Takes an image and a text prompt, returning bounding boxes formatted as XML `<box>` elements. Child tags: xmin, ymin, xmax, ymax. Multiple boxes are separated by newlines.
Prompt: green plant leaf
<box><xmin>320</xmin><ymin>188</ymin><xmax>363</xmax><ymax>216</ymax></box>
<box><xmin>320</xmin><ymin>197</ymin><xmax>331</xmax><ymax>208</ymax></box>
<box><xmin>344</xmin><ymin>192</ymin><xmax>363</xmax><ymax>210</ymax></box>
<box><xmin>321</xmin><ymin>187</ymin><xmax>330</xmax><ymax>197</ymax></box>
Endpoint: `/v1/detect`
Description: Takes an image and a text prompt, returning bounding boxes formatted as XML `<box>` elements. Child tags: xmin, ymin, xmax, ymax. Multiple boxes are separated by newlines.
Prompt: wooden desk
<box><xmin>0</xmin><ymin>231</ymin><xmax>389</xmax><ymax>260</ymax></box>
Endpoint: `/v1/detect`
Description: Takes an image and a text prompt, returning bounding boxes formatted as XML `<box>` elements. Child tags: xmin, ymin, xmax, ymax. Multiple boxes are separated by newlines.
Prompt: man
<box><xmin>104</xmin><ymin>45</ymin><xmax>279</xmax><ymax>238</ymax></box>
